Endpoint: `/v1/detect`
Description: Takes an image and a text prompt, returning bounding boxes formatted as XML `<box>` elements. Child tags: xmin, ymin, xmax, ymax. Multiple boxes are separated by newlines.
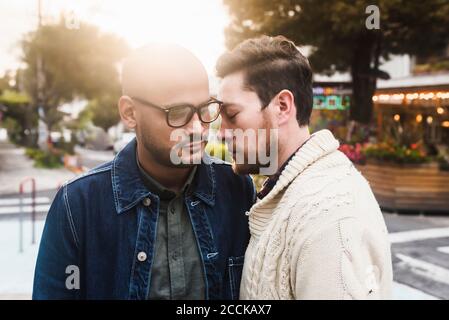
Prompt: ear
<box><xmin>118</xmin><ymin>96</ymin><xmax>137</xmax><ymax>129</ymax></box>
<box><xmin>275</xmin><ymin>89</ymin><xmax>295</xmax><ymax>126</ymax></box>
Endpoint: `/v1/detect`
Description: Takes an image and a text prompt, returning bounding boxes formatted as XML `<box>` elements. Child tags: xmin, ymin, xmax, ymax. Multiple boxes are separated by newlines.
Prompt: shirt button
<box><xmin>142</xmin><ymin>198</ymin><xmax>151</xmax><ymax>206</ymax></box>
<box><xmin>137</xmin><ymin>251</ymin><xmax>147</xmax><ymax>262</ymax></box>
<box><xmin>172</xmin><ymin>252</ymin><xmax>178</xmax><ymax>261</ymax></box>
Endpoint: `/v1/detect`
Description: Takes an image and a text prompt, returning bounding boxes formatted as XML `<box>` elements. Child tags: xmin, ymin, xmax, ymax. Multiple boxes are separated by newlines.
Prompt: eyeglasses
<box><xmin>131</xmin><ymin>96</ymin><xmax>224</xmax><ymax>128</ymax></box>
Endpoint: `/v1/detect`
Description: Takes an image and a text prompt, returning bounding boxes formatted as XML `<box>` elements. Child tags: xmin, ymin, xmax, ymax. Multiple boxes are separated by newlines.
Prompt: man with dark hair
<box><xmin>33</xmin><ymin>44</ymin><xmax>255</xmax><ymax>300</ymax></box>
<box><xmin>216</xmin><ymin>35</ymin><xmax>393</xmax><ymax>299</ymax></box>
<box><xmin>216</xmin><ymin>35</ymin><xmax>313</xmax><ymax>127</ymax></box>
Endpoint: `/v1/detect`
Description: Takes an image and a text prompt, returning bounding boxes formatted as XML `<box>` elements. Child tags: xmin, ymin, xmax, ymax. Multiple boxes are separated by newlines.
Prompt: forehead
<box><xmin>123</xmin><ymin>47</ymin><xmax>210</xmax><ymax>105</ymax></box>
<box><xmin>133</xmin><ymin>75</ymin><xmax>209</xmax><ymax>108</ymax></box>
<box><xmin>218</xmin><ymin>72</ymin><xmax>258</xmax><ymax>103</ymax></box>
<box><xmin>156</xmin><ymin>76</ymin><xmax>210</xmax><ymax>106</ymax></box>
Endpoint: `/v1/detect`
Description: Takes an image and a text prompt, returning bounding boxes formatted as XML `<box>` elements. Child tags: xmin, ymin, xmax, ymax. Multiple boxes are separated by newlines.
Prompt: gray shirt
<box><xmin>136</xmin><ymin>155</ymin><xmax>205</xmax><ymax>300</ymax></box>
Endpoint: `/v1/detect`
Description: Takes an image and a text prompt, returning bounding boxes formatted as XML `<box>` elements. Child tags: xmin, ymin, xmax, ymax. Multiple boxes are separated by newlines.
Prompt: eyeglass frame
<box><xmin>130</xmin><ymin>96</ymin><xmax>224</xmax><ymax>128</ymax></box>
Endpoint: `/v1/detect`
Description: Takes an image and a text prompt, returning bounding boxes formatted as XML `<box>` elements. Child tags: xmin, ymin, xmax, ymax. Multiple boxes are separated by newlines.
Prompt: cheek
<box><xmin>138</xmin><ymin>116</ymin><xmax>172</xmax><ymax>143</ymax></box>
<box><xmin>240</xmin><ymin>111</ymin><xmax>265</xmax><ymax>131</ymax></box>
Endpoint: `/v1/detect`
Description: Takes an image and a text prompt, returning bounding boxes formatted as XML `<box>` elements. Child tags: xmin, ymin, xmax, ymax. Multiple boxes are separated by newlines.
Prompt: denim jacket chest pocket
<box><xmin>227</xmin><ymin>255</ymin><xmax>245</xmax><ymax>300</ymax></box>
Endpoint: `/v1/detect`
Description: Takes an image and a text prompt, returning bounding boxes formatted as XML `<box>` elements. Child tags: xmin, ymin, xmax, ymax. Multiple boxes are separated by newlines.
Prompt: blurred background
<box><xmin>0</xmin><ymin>0</ymin><xmax>448</xmax><ymax>300</ymax></box>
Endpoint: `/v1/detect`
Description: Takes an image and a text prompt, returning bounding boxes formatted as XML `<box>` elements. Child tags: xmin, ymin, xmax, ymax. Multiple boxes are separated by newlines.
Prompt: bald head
<box><xmin>121</xmin><ymin>43</ymin><xmax>209</xmax><ymax>101</ymax></box>
<box><xmin>118</xmin><ymin>43</ymin><xmax>210</xmax><ymax>176</ymax></box>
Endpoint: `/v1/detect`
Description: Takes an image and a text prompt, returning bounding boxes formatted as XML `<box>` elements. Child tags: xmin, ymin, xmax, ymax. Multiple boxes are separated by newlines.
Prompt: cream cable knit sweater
<box><xmin>240</xmin><ymin>129</ymin><xmax>393</xmax><ymax>300</ymax></box>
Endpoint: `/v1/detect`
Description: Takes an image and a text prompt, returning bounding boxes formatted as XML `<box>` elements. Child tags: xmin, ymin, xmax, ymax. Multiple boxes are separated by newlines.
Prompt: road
<box><xmin>385</xmin><ymin>213</ymin><xmax>449</xmax><ymax>299</ymax></box>
<box><xmin>74</xmin><ymin>145</ymin><xmax>115</xmax><ymax>169</ymax></box>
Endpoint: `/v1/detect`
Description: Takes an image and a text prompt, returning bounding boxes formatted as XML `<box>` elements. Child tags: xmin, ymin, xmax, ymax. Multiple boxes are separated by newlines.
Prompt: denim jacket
<box><xmin>33</xmin><ymin>139</ymin><xmax>255</xmax><ymax>300</ymax></box>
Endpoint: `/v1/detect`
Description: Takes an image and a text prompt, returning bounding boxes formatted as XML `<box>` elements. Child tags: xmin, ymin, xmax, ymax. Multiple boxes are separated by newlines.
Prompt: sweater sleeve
<box><xmin>293</xmin><ymin>217</ymin><xmax>385</xmax><ymax>300</ymax></box>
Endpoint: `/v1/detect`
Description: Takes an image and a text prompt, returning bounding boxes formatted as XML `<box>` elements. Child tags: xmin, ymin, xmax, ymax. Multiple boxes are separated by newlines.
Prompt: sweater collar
<box><xmin>248</xmin><ymin>129</ymin><xmax>340</xmax><ymax>237</ymax></box>
<box><xmin>257</xmin><ymin>136</ymin><xmax>313</xmax><ymax>200</ymax></box>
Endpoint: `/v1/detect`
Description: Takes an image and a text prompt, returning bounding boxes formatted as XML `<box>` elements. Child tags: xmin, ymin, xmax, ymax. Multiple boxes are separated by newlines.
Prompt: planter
<box><xmin>355</xmin><ymin>161</ymin><xmax>449</xmax><ymax>212</ymax></box>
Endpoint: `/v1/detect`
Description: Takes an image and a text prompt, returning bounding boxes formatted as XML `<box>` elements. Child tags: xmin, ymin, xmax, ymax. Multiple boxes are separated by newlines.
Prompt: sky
<box><xmin>0</xmin><ymin>0</ymin><xmax>230</xmax><ymax>76</ymax></box>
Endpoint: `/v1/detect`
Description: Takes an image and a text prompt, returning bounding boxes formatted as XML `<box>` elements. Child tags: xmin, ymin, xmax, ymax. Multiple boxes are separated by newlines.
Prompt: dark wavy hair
<box><xmin>216</xmin><ymin>35</ymin><xmax>313</xmax><ymax>126</ymax></box>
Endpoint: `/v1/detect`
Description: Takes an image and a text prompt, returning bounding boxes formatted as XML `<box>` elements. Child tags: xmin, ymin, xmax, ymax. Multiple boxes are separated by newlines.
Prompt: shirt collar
<box><xmin>136</xmin><ymin>150</ymin><xmax>197</xmax><ymax>200</ymax></box>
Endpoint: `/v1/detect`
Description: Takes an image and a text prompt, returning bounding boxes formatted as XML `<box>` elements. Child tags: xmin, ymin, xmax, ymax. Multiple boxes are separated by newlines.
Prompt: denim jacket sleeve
<box><xmin>32</xmin><ymin>185</ymin><xmax>81</xmax><ymax>299</ymax></box>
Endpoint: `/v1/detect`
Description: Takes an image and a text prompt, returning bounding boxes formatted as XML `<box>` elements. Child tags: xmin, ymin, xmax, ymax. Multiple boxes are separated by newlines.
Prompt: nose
<box><xmin>184</xmin><ymin>112</ymin><xmax>206</xmax><ymax>139</ymax></box>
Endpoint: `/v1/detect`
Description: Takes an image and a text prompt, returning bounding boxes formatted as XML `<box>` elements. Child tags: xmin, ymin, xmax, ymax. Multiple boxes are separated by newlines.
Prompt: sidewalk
<box><xmin>0</xmin><ymin>141</ymin><xmax>76</xmax><ymax>196</ymax></box>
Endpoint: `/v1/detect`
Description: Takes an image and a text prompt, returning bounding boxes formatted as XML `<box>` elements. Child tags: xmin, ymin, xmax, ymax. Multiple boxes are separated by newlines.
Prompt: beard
<box><xmin>230</xmin><ymin>112</ymin><xmax>277</xmax><ymax>175</ymax></box>
<box><xmin>231</xmin><ymin>161</ymin><xmax>261</xmax><ymax>175</ymax></box>
<box><xmin>138</xmin><ymin>125</ymin><xmax>205</xmax><ymax>169</ymax></box>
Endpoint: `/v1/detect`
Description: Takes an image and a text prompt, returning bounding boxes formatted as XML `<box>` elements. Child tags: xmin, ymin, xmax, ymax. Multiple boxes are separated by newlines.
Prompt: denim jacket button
<box><xmin>137</xmin><ymin>251</ymin><xmax>147</xmax><ymax>262</ymax></box>
<box><xmin>142</xmin><ymin>198</ymin><xmax>151</xmax><ymax>207</ymax></box>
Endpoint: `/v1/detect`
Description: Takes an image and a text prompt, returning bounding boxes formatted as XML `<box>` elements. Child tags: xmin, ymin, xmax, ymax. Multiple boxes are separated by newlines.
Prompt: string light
<box><xmin>373</xmin><ymin>91</ymin><xmax>449</xmax><ymax>102</ymax></box>
<box><xmin>416</xmin><ymin>114</ymin><xmax>423</xmax><ymax>123</ymax></box>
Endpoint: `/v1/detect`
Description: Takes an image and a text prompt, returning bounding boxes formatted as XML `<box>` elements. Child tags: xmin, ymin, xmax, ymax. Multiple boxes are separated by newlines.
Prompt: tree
<box><xmin>83</xmin><ymin>92</ymin><xmax>121</xmax><ymax>132</ymax></box>
<box><xmin>0</xmin><ymin>72</ymin><xmax>14</xmax><ymax>93</ymax></box>
<box><xmin>223</xmin><ymin>0</ymin><xmax>449</xmax><ymax>124</ymax></box>
<box><xmin>21</xmin><ymin>16</ymin><xmax>129</xmax><ymax>136</ymax></box>
<box><xmin>0</xmin><ymin>90</ymin><xmax>35</xmax><ymax>146</ymax></box>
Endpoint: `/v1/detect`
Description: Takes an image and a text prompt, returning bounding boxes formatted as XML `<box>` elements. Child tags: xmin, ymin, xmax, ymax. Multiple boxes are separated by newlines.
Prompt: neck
<box><xmin>137</xmin><ymin>143</ymin><xmax>193</xmax><ymax>192</ymax></box>
<box><xmin>273</xmin><ymin>125</ymin><xmax>310</xmax><ymax>178</ymax></box>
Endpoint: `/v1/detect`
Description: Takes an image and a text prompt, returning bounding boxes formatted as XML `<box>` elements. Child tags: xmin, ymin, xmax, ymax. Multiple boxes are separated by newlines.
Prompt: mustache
<box><xmin>175</xmin><ymin>132</ymin><xmax>209</xmax><ymax>148</ymax></box>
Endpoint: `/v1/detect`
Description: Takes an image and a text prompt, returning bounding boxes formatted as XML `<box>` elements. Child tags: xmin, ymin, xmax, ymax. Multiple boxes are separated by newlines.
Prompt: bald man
<box><xmin>33</xmin><ymin>44</ymin><xmax>255</xmax><ymax>300</ymax></box>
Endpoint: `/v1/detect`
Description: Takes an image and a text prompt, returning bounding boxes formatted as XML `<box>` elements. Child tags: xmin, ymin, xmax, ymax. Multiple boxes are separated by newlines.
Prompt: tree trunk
<box><xmin>23</xmin><ymin>104</ymin><xmax>37</xmax><ymax>147</ymax></box>
<box><xmin>349</xmin><ymin>36</ymin><xmax>378</xmax><ymax>124</ymax></box>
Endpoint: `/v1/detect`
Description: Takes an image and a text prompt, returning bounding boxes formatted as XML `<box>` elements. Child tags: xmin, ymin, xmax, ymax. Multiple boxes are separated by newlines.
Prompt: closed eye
<box><xmin>223</xmin><ymin>109</ymin><xmax>238</xmax><ymax>119</ymax></box>
<box><xmin>221</xmin><ymin>103</ymin><xmax>240</xmax><ymax>120</ymax></box>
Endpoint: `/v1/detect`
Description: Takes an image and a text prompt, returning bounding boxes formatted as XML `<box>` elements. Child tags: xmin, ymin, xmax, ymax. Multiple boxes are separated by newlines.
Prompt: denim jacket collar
<box><xmin>112</xmin><ymin>138</ymin><xmax>215</xmax><ymax>214</ymax></box>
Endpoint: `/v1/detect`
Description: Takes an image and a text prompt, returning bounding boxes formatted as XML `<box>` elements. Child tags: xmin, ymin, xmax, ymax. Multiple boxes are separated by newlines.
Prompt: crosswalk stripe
<box><xmin>396</xmin><ymin>253</ymin><xmax>449</xmax><ymax>286</ymax></box>
<box><xmin>389</xmin><ymin>227</ymin><xmax>449</xmax><ymax>244</ymax></box>
<box><xmin>437</xmin><ymin>246</ymin><xmax>449</xmax><ymax>255</ymax></box>
<box><xmin>0</xmin><ymin>197</ymin><xmax>50</xmax><ymax>206</ymax></box>
<box><xmin>393</xmin><ymin>281</ymin><xmax>439</xmax><ymax>300</ymax></box>
<box><xmin>0</xmin><ymin>204</ymin><xmax>50</xmax><ymax>215</ymax></box>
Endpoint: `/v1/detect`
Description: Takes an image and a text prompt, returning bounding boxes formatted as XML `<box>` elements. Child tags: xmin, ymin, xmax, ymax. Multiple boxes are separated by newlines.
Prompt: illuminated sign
<box><xmin>313</xmin><ymin>95</ymin><xmax>350</xmax><ymax>110</ymax></box>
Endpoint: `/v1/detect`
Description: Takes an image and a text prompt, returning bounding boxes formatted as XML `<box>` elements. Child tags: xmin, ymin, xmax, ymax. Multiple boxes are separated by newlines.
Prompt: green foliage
<box><xmin>363</xmin><ymin>142</ymin><xmax>430</xmax><ymax>164</ymax></box>
<box><xmin>414</xmin><ymin>60</ymin><xmax>449</xmax><ymax>74</ymax></box>
<box><xmin>0</xmin><ymin>90</ymin><xmax>29</xmax><ymax>105</ymax></box>
<box><xmin>25</xmin><ymin>147</ymin><xmax>63</xmax><ymax>169</ymax></box>
<box><xmin>205</xmin><ymin>141</ymin><xmax>232</xmax><ymax>162</ymax></box>
<box><xmin>84</xmin><ymin>93</ymin><xmax>120</xmax><ymax>131</ymax></box>
<box><xmin>54</xmin><ymin>135</ymin><xmax>77</xmax><ymax>155</ymax></box>
<box><xmin>1</xmin><ymin>118</ymin><xmax>21</xmax><ymax>144</ymax></box>
<box><xmin>224</xmin><ymin>0</ymin><xmax>449</xmax><ymax>69</ymax></box>
<box><xmin>0</xmin><ymin>90</ymin><xmax>37</xmax><ymax>146</ymax></box>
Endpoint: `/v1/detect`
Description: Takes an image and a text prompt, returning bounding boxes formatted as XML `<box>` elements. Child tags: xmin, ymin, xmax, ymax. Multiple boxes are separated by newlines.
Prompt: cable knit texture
<box><xmin>240</xmin><ymin>129</ymin><xmax>393</xmax><ymax>300</ymax></box>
